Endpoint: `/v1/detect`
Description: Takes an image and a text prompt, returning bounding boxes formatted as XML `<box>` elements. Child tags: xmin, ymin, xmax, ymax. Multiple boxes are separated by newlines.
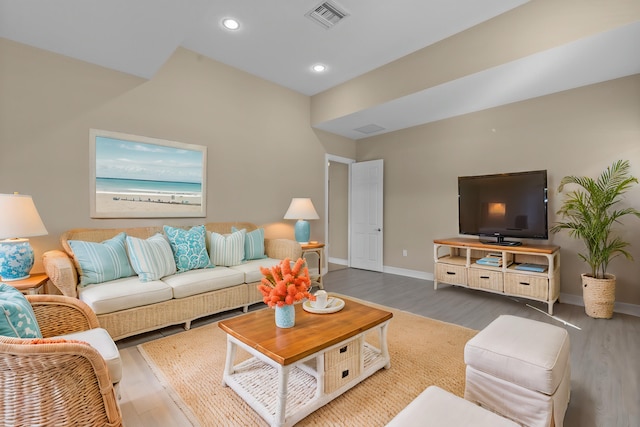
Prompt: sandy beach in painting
<box><xmin>96</xmin><ymin>193</ymin><xmax>202</xmax><ymax>214</ymax></box>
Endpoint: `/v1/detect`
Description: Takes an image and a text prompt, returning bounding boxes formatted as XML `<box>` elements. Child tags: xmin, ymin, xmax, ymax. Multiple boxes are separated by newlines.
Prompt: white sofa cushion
<box><xmin>59</xmin><ymin>327</ymin><xmax>122</xmax><ymax>384</ymax></box>
<box><xmin>78</xmin><ymin>276</ymin><xmax>173</xmax><ymax>315</ymax></box>
<box><xmin>229</xmin><ymin>258</ymin><xmax>282</xmax><ymax>283</ymax></box>
<box><xmin>162</xmin><ymin>267</ymin><xmax>245</xmax><ymax>299</ymax></box>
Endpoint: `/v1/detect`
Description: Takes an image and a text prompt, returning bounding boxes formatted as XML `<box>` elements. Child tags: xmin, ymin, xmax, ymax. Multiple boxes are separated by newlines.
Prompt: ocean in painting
<box><xmin>96</xmin><ymin>177</ymin><xmax>201</xmax><ymax>197</ymax></box>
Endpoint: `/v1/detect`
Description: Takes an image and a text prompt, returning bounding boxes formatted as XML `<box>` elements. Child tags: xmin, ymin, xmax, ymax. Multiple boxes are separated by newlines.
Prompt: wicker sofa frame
<box><xmin>42</xmin><ymin>222</ymin><xmax>301</xmax><ymax>341</ymax></box>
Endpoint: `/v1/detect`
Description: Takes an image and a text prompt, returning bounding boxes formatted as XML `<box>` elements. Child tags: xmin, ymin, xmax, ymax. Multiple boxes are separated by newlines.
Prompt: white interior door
<box><xmin>350</xmin><ymin>159</ymin><xmax>383</xmax><ymax>272</ymax></box>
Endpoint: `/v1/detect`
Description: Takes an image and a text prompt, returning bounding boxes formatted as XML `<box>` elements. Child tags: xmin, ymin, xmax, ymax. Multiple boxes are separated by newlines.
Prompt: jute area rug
<box><xmin>137</xmin><ymin>298</ymin><xmax>477</xmax><ymax>426</ymax></box>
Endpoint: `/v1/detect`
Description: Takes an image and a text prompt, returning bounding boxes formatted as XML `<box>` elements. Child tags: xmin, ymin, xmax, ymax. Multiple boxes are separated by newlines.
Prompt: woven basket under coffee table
<box><xmin>219</xmin><ymin>298</ymin><xmax>393</xmax><ymax>427</ymax></box>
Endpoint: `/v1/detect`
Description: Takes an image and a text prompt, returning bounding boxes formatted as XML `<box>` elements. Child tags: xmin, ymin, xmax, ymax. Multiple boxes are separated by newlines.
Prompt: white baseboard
<box><xmin>383</xmin><ymin>266</ymin><xmax>433</xmax><ymax>281</ymax></box>
<box><xmin>328</xmin><ymin>258</ymin><xmax>433</xmax><ymax>280</ymax></box>
<box><xmin>327</xmin><ymin>257</ymin><xmax>348</xmax><ymax>266</ymax></box>
<box><xmin>560</xmin><ymin>292</ymin><xmax>640</xmax><ymax>317</ymax></box>
<box><xmin>557</xmin><ymin>293</ymin><xmax>583</xmax><ymax>307</ymax></box>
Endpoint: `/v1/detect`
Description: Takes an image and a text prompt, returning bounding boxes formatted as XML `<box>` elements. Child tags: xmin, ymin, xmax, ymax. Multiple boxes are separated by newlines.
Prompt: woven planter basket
<box><xmin>581</xmin><ymin>273</ymin><xmax>616</xmax><ymax>319</ymax></box>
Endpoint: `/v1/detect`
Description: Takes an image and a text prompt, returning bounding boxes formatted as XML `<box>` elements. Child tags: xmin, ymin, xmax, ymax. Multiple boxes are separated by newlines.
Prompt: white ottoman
<box><xmin>464</xmin><ymin>315</ymin><xmax>571</xmax><ymax>427</ymax></box>
<box><xmin>386</xmin><ymin>386</ymin><xmax>519</xmax><ymax>427</ymax></box>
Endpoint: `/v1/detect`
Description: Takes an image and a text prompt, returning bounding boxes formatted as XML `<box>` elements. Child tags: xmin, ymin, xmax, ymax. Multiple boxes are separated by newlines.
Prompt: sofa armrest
<box><xmin>264</xmin><ymin>239</ymin><xmax>302</xmax><ymax>261</ymax></box>
<box><xmin>26</xmin><ymin>295</ymin><xmax>100</xmax><ymax>337</ymax></box>
<box><xmin>42</xmin><ymin>250</ymin><xmax>78</xmax><ymax>298</ymax></box>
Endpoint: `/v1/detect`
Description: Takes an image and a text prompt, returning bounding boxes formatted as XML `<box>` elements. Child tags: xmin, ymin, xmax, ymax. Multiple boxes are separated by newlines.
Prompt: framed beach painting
<box><xmin>90</xmin><ymin>129</ymin><xmax>207</xmax><ymax>218</ymax></box>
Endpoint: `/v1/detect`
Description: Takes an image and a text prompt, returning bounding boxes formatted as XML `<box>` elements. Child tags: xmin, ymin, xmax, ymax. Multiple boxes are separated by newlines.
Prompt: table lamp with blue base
<box><xmin>284</xmin><ymin>198</ymin><xmax>319</xmax><ymax>245</ymax></box>
<box><xmin>0</xmin><ymin>193</ymin><xmax>48</xmax><ymax>281</ymax></box>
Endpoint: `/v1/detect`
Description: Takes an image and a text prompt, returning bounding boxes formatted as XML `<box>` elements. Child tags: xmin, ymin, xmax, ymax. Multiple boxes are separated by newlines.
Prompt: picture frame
<box><xmin>90</xmin><ymin>129</ymin><xmax>207</xmax><ymax>218</ymax></box>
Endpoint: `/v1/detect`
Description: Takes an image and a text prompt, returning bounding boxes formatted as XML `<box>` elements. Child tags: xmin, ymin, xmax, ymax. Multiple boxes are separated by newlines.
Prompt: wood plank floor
<box><xmin>116</xmin><ymin>267</ymin><xmax>640</xmax><ymax>427</ymax></box>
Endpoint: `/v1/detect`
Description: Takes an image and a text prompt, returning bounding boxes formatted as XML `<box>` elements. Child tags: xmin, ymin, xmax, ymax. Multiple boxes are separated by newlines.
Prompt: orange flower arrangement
<box><xmin>258</xmin><ymin>257</ymin><xmax>315</xmax><ymax>308</ymax></box>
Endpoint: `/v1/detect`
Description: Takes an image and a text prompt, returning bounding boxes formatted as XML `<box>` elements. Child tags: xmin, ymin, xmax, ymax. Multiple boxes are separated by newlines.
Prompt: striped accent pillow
<box><xmin>126</xmin><ymin>234</ymin><xmax>177</xmax><ymax>282</ymax></box>
<box><xmin>232</xmin><ymin>226</ymin><xmax>267</xmax><ymax>261</ymax></box>
<box><xmin>68</xmin><ymin>232</ymin><xmax>135</xmax><ymax>286</ymax></box>
<box><xmin>209</xmin><ymin>229</ymin><xmax>246</xmax><ymax>266</ymax></box>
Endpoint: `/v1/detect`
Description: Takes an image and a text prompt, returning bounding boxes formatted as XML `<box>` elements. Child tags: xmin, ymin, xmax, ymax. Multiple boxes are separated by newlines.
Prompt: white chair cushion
<box><xmin>386</xmin><ymin>386</ymin><xmax>519</xmax><ymax>427</ymax></box>
<box><xmin>58</xmin><ymin>328</ymin><xmax>122</xmax><ymax>384</ymax></box>
<box><xmin>78</xmin><ymin>276</ymin><xmax>173</xmax><ymax>315</ymax></box>
<box><xmin>464</xmin><ymin>315</ymin><xmax>570</xmax><ymax>395</ymax></box>
<box><xmin>161</xmin><ymin>267</ymin><xmax>245</xmax><ymax>299</ymax></box>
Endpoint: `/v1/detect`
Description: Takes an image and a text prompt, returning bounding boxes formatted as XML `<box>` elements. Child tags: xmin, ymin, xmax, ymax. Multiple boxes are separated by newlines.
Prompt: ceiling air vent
<box><xmin>305</xmin><ymin>1</ymin><xmax>349</xmax><ymax>29</ymax></box>
<box><xmin>354</xmin><ymin>124</ymin><xmax>386</xmax><ymax>135</ymax></box>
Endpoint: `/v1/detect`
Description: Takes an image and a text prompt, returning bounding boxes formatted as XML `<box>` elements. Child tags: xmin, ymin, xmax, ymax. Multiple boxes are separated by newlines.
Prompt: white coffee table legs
<box><xmin>275</xmin><ymin>365</ymin><xmax>291</xmax><ymax>426</ymax></box>
<box><xmin>222</xmin><ymin>335</ymin><xmax>237</xmax><ymax>386</ymax></box>
<box><xmin>222</xmin><ymin>322</ymin><xmax>391</xmax><ymax>427</ymax></box>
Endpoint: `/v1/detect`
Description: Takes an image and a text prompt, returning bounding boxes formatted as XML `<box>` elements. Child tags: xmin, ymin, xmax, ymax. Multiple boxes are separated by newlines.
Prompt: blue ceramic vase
<box><xmin>275</xmin><ymin>304</ymin><xmax>295</xmax><ymax>328</ymax></box>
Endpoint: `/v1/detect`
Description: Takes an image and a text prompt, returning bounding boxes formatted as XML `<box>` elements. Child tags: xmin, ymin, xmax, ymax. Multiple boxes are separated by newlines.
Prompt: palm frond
<box><xmin>552</xmin><ymin>160</ymin><xmax>640</xmax><ymax>278</ymax></box>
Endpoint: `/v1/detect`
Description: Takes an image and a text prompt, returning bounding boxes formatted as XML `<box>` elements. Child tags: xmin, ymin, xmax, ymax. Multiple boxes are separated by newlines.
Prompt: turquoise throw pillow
<box><xmin>210</xmin><ymin>229</ymin><xmax>246</xmax><ymax>266</ymax></box>
<box><xmin>69</xmin><ymin>232</ymin><xmax>135</xmax><ymax>286</ymax></box>
<box><xmin>126</xmin><ymin>234</ymin><xmax>177</xmax><ymax>282</ymax></box>
<box><xmin>163</xmin><ymin>225</ymin><xmax>213</xmax><ymax>272</ymax></box>
<box><xmin>0</xmin><ymin>283</ymin><xmax>42</xmax><ymax>338</ymax></box>
<box><xmin>232</xmin><ymin>226</ymin><xmax>267</xmax><ymax>261</ymax></box>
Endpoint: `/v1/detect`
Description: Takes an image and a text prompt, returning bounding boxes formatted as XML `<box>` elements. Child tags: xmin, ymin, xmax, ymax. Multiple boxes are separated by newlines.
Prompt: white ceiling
<box><xmin>1</xmin><ymin>0</ymin><xmax>638</xmax><ymax>140</ymax></box>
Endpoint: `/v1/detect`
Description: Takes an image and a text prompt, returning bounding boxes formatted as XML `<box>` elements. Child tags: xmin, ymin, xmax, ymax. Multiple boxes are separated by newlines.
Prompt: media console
<box><xmin>433</xmin><ymin>237</ymin><xmax>560</xmax><ymax>314</ymax></box>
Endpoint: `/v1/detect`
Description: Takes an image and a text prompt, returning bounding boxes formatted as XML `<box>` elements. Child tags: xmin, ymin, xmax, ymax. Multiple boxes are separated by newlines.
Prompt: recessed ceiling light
<box><xmin>222</xmin><ymin>18</ymin><xmax>240</xmax><ymax>30</ymax></box>
<box><xmin>312</xmin><ymin>64</ymin><xmax>327</xmax><ymax>73</ymax></box>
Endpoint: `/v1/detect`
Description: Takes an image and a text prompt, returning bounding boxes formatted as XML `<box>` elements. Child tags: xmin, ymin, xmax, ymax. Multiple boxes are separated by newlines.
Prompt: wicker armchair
<box><xmin>0</xmin><ymin>294</ymin><xmax>122</xmax><ymax>427</ymax></box>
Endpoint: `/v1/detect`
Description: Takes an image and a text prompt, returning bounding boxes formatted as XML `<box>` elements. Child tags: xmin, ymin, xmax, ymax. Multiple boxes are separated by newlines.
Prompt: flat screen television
<box><xmin>458</xmin><ymin>170</ymin><xmax>548</xmax><ymax>246</ymax></box>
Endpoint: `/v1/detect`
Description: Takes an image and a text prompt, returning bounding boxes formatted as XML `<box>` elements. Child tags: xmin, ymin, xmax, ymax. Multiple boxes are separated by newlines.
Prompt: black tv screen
<box><xmin>458</xmin><ymin>170</ymin><xmax>548</xmax><ymax>245</ymax></box>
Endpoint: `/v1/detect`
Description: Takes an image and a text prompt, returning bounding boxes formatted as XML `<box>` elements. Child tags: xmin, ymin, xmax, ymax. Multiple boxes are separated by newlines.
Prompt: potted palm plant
<box><xmin>551</xmin><ymin>160</ymin><xmax>640</xmax><ymax>318</ymax></box>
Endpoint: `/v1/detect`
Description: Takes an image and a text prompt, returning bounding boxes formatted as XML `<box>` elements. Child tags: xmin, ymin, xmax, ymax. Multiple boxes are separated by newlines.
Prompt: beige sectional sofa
<box><xmin>42</xmin><ymin>222</ymin><xmax>301</xmax><ymax>340</ymax></box>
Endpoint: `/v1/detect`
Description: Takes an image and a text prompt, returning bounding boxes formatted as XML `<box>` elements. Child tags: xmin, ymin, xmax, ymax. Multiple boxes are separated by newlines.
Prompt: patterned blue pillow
<box><xmin>69</xmin><ymin>232</ymin><xmax>135</xmax><ymax>286</ymax></box>
<box><xmin>0</xmin><ymin>283</ymin><xmax>42</xmax><ymax>338</ymax></box>
<box><xmin>163</xmin><ymin>225</ymin><xmax>213</xmax><ymax>272</ymax></box>
<box><xmin>231</xmin><ymin>226</ymin><xmax>267</xmax><ymax>261</ymax></box>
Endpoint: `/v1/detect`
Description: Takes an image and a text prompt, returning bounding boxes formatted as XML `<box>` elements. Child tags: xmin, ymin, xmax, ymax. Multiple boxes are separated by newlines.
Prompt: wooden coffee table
<box><xmin>219</xmin><ymin>297</ymin><xmax>393</xmax><ymax>427</ymax></box>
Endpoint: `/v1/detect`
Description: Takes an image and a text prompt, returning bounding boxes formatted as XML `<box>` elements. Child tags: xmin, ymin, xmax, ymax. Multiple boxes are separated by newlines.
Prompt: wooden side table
<box><xmin>2</xmin><ymin>272</ymin><xmax>49</xmax><ymax>295</ymax></box>
<box><xmin>301</xmin><ymin>242</ymin><xmax>325</xmax><ymax>290</ymax></box>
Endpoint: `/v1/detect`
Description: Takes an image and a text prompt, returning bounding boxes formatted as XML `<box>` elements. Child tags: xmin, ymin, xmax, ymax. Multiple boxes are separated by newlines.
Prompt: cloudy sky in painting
<box><xmin>95</xmin><ymin>136</ymin><xmax>204</xmax><ymax>183</ymax></box>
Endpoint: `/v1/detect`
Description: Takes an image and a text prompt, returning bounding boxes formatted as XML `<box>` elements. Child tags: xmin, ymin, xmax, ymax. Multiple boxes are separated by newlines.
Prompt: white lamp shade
<box><xmin>0</xmin><ymin>193</ymin><xmax>48</xmax><ymax>239</ymax></box>
<box><xmin>283</xmin><ymin>198</ymin><xmax>319</xmax><ymax>220</ymax></box>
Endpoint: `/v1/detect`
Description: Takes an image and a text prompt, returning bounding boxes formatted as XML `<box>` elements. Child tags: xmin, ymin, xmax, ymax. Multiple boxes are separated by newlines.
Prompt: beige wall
<box><xmin>356</xmin><ymin>75</ymin><xmax>640</xmax><ymax>305</ymax></box>
<box><xmin>0</xmin><ymin>39</ymin><xmax>356</xmax><ymax>272</ymax></box>
<box><xmin>2</xmin><ymin>32</ymin><xmax>639</xmax><ymax>306</ymax></box>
